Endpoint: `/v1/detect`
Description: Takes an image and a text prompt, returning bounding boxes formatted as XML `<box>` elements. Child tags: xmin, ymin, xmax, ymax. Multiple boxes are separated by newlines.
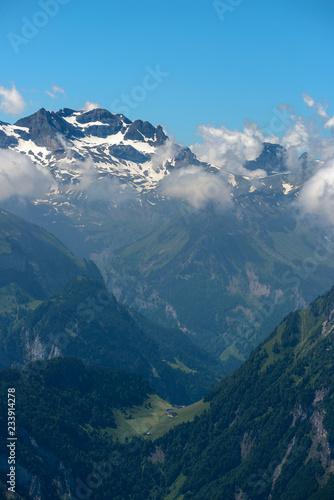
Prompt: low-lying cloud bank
<box><xmin>160</xmin><ymin>166</ymin><xmax>233</xmax><ymax>209</ymax></box>
<box><xmin>296</xmin><ymin>159</ymin><xmax>334</xmax><ymax>227</ymax></box>
<box><xmin>159</xmin><ymin>121</ymin><xmax>272</xmax><ymax>209</ymax></box>
<box><xmin>0</xmin><ymin>84</ymin><xmax>26</xmax><ymax>115</ymax></box>
<box><xmin>1</xmin><ymin>93</ymin><xmax>334</xmax><ymax>224</ymax></box>
<box><xmin>67</xmin><ymin>157</ymin><xmax>137</xmax><ymax>205</ymax></box>
<box><xmin>286</xmin><ymin>95</ymin><xmax>334</xmax><ymax>226</ymax></box>
<box><xmin>191</xmin><ymin>97</ymin><xmax>334</xmax><ymax>175</ymax></box>
<box><xmin>160</xmin><ymin>94</ymin><xmax>334</xmax><ymax>219</ymax></box>
<box><xmin>191</xmin><ymin>120</ymin><xmax>276</xmax><ymax>176</ymax></box>
<box><xmin>0</xmin><ymin>149</ymin><xmax>53</xmax><ymax>202</ymax></box>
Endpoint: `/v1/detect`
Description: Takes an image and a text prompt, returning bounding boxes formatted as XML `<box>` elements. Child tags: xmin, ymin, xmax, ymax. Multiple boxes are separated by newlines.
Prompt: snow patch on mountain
<box><xmin>0</xmin><ymin>108</ymin><xmax>305</xmax><ymax>210</ymax></box>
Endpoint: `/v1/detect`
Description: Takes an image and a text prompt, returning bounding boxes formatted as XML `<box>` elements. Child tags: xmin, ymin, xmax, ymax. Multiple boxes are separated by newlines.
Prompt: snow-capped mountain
<box><xmin>1</xmin><ymin>107</ymin><xmax>331</xmax><ymax>376</ymax></box>
<box><xmin>0</xmin><ymin>107</ymin><xmax>206</xmax><ymax>192</ymax></box>
<box><xmin>0</xmin><ymin>107</ymin><xmax>315</xmax><ymax>259</ymax></box>
<box><xmin>0</xmin><ymin>107</ymin><xmax>309</xmax><ymax>200</ymax></box>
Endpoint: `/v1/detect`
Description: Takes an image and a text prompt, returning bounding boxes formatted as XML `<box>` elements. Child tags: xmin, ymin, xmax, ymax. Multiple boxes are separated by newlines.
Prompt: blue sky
<box><xmin>0</xmin><ymin>0</ymin><xmax>333</xmax><ymax>144</ymax></box>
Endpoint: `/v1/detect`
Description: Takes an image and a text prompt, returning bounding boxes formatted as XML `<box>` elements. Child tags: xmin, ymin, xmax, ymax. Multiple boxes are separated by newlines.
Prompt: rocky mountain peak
<box><xmin>244</xmin><ymin>142</ymin><xmax>287</xmax><ymax>173</ymax></box>
<box><xmin>15</xmin><ymin>108</ymin><xmax>84</xmax><ymax>149</ymax></box>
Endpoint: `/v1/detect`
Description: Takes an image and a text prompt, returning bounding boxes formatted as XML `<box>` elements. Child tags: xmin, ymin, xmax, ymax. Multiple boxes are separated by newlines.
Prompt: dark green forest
<box><xmin>158</xmin><ymin>286</ymin><xmax>334</xmax><ymax>499</ymax></box>
<box><xmin>0</xmin><ymin>358</ymin><xmax>164</xmax><ymax>499</ymax></box>
<box><xmin>1</xmin><ymin>286</ymin><xmax>334</xmax><ymax>499</ymax></box>
<box><xmin>0</xmin><ymin>275</ymin><xmax>224</xmax><ymax>405</ymax></box>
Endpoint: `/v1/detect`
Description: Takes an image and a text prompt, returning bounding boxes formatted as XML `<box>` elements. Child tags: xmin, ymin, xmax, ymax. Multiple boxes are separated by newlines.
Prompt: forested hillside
<box><xmin>158</xmin><ymin>286</ymin><xmax>334</xmax><ymax>499</ymax></box>
<box><xmin>0</xmin><ymin>209</ymin><xmax>100</xmax><ymax>314</ymax></box>
<box><xmin>0</xmin><ymin>358</ymin><xmax>163</xmax><ymax>499</ymax></box>
<box><xmin>1</xmin><ymin>275</ymin><xmax>223</xmax><ymax>404</ymax></box>
<box><xmin>1</xmin><ymin>287</ymin><xmax>334</xmax><ymax>499</ymax></box>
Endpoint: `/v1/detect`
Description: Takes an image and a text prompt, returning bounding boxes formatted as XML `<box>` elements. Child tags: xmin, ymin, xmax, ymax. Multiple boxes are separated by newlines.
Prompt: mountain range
<box><xmin>1</xmin><ymin>107</ymin><xmax>333</xmax><ymax>374</ymax></box>
<box><xmin>0</xmin><ymin>209</ymin><xmax>223</xmax><ymax>404</ymax></box>
<box><xmin>0</xmin><ymin>107</ymin><xmax>304</xmax><ymax>257</ymax></box>
<box><xmin>0</xmin><ymin>107</ymin><xmax>334</xmax><ymax>499</ymax></box>
<box><xmin>0</xmin><ymin>208</ymin><xmax>99</xmax><ymax>313</ymax></box>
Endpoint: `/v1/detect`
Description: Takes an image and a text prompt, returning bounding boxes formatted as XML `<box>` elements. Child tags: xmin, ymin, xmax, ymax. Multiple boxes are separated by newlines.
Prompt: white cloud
<box><xmin>0</xmin><ymin>150</ymin><xmax>53</xmax><ymax>201</ymax></box>
<box><xmin>285</xmin><ymin>119</ymin><xmax>334</xmax><ymax>166</ymax></box>
<box><xmin>325</xmin><ymin>116</ymin><xmax>334</xmax><ymax>129</ymax></box>
<box><xmin>160</xmin><ymin>166</ymin><xmax>233</xmax><ymax>209</ymax></box>
<box><xmin>162</xmin><ymin>119</ymin><xmax>279</xmax><ymax>210</ymax></box>
<box><xmin>302</xmin><ymin>92</ymin><xmax>334</xmax><ymax>128</ymax></box>
<box><xmin>291</xmin><ymin>96</ymin><xmax>334</xmax><ymax>222</ymax></box>
<box><xmin>151</xmin><ymin>139</ymin><xmax>178</xmax><ymax>172</ymax></box>
<box><xmin>45</xmin><ymin>84</ymin><xmax>65</xmax><ymax>99</ymax></box>
<box><xmin>52</xmin><ymin>85</ymin><xmax>65</xmax><ymax>95</ymax></box>
<box><xmin>45</xmin><ymin>90</ymin><xmax>56</xmax><ymax>99</ymax></box>
<box><xmin>280</xmin><ymin>118</ymin><xmax>311</xmax><ymax>171</ymax></box>
<box><xmin>281</xmin><ymin>119</ymin><xmax>310</xmax><ymax>150</ymax></box>
<box><xmin>187</xmin><ymin>94</ymin><xmax>334</xmax><ymax>196</ymax></box>
<box><xmin>82</xmin><ymin>101</ymin><xmax>100</xmax><ymax>111</ymax></box>
<box><xmin>186</xmin><ymin>95</ymin><xmax>334</xmax><ymax>206</ymax></box>
<box><xmin>190</xmin><ymin>120</ymin><xmax>277</xmax><ymax>175</ymax></box>
<box><xmin>0</xmin><ymin>84</ymin><xmax>26</xmax><ymax>115</ymax></box>
<box><xmin>60</xmin><ymin>156</ymin><xmax>136</xmax><ymax>204</ymax></box>
<box><xmin>296</xmin><ymin>159</ymin><xmax>334</xmax><ymax>225</ymax></box>
<box><xmin>302</xmin><ymin>93</ymin><xmax>315</xmax><ymax>108</ymax></box>
<box><xmin>278</xmin><ymin>96</ymin><xmax>334</xmax><ymax>173</ymax></box>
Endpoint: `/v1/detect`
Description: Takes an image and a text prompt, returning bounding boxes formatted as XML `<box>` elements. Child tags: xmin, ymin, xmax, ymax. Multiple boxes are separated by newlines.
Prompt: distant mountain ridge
<box><xmin>0</xmin><ymin>107</ymin><xmax>311</xmax><ymax>260</ymax></box>
<box><xmin>0</xmin><ymin>208</ymin><xmax>224</xmax><ymax>402</ymax></box>
<box><xmin>1</xmin><ymin>108</ymin><xmax>330</xmax><ymax>378</ymax></box>
<box><xmin>0</xmin><ymin>208</ymin><xmax>100</xmax><ymax>309</ymax></box>
<box><xmin>0</xmin><ymin>107</ymin><xmax>203</xmax><ymax>192</ymax></box>
<box><xmin>0</xmin><ymin>107</ymin><xmax>307</xmax><ymax>198</ymax></box>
